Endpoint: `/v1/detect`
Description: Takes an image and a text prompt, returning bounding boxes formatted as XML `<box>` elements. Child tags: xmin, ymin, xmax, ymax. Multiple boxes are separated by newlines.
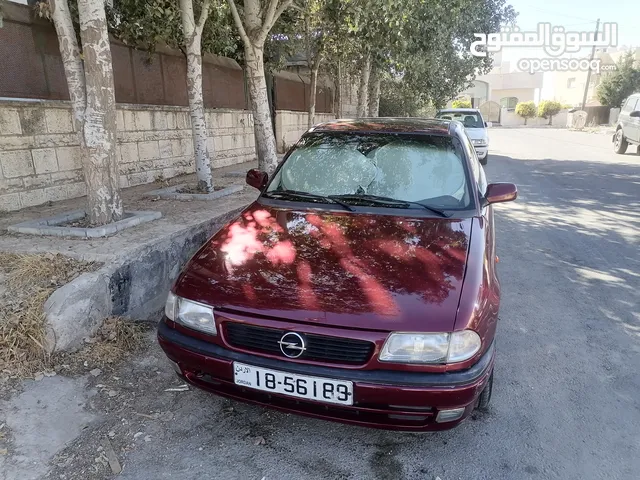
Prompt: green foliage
<box><xmin>379</xmin><ymin>79</ymin><xmax>425</xmax><ymax>116</ymax></box>
<box><xmin>597</xmin><ymin>52</ymin><xmax>640</xmax><ymax>108</ymax></box>
<box><xmin>537</xmin><ymin>100</ymin><xmax>562</xmax><ymax>119</ymax></box>
<box><xmin>452</xmin><ymin>99</ymin><xmax>472</xmax><ymax>109</ymax></box>
<box><xmin>561</xmin><ymin>103</ymin><xmax>573</xmax><ymax>109</ymax></box>
<box><xmin>515</xmin><ymin>101</ymin><xmax>536</xmax><ymax>124</ymax></box>
<box><xmin>107</xmin><ymin>0</ymin><xmax>241</xmax><ymax>60</ymax></box>
<box><xmin>385</xmin><ymin>0</ymin><xmax>517</xmax><ymax>109</ymax></box>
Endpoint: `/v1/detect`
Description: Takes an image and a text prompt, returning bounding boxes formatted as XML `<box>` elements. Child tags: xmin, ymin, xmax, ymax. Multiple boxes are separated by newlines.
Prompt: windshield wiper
<box><xmin>264</xmin><ymin>190</ymin><xmax>354</xmax><ymax>211</ymax></box>
<box><xmin>331</xmin><ymin>194</ymin><xmax>451</xmax><ymax>218</ymax></box>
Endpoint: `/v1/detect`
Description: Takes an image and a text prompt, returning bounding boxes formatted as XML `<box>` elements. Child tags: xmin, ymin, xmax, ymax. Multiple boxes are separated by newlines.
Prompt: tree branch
<box><xmin>227</xmin><ymin>0</ymin><xmax>251</xmax><ymax>46</ymax></box>
<box><xmin>259</xmin><ymin>0</ymin><xmax>294</xmax><ymax>42</ymax></box>
<box><xmin>271</xmin><ymin>0</ymin><xmax>294</xmax><ymax>28</ymax></box>
<box><xmin>262</xmin><ymin>0</ymin><xmax>280</xmax><ymax>32</ymax></box>
<box><xmin>196</xmin><ymin>0</ymin><xmax>212</xmax><ymax>37</ymax></box>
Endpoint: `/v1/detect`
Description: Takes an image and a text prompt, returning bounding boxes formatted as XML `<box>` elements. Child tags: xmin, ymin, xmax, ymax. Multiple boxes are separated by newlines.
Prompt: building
<box><xmin>452</xmin><ymin>52</ymin><xmax>543</xmax><ymax>110</ymax></box>
<box><xmin>541</xmin><ymin>47</ymin><xmax>640</xmax><ymax>107</ymax></box>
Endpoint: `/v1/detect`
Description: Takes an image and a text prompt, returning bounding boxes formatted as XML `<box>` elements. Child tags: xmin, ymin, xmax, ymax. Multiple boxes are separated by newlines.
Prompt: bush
<box><xmin>597</xmin><ymin>52</ymin><xmax>640</xmax><ymax>107</ymax></box>
<box><xmin>515</xmin><ymin>101</ymin><xmax>536</xmax><ymax>125</ymax></box>
<box><xmin>452</xmin><ymin>99</ymin><xmax>472</xmax><ymax>109</ymax></box>
<box><xmin>538</xmin><ymin>100</ymin><xmax>563</xmax><ymax>124</ymax></box>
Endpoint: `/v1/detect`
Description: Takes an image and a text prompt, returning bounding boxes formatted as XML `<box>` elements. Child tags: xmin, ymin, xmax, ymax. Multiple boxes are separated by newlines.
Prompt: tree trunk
<box><xmin>368</xmin><ymin>74</ymin><xmax>381</xmax><ymax>117</ymax></box>
<box><xmin>334</xmin><ymin>60</ymin><xmax>342</xmax><ymax>118</ymax></box>
<box><xmin>357</xmin><ymin>54</ymin><xmax>371</xmax><ymax>117</ymax></box>
<box><xmin>50</xmin><ymin>0</ymin><xmax>86</xmax><ymax>133</ymax></box>
<box><xmin>308</xmin><ymin>56</ymin><xmax>322</xmax><ymax>128</ymax></box>
<box><xmin>245</xmin><ymin>45</ymin><xmax>278</xmax><ymax>174</ymax></box>
<box><xmin>77</xmin><ymin>0</ymin><xmax>122</xmax><ymax>225</ymax></box>
<box><xmin>179</xmin><ymin>0</ymin><xmax>212</xmax><ymax>192</ymax></box>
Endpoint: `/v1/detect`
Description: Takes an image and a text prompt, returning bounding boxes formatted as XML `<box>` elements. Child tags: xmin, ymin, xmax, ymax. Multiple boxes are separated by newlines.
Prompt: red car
<box><xmin>158</xmin><ymin>118</ymin><xmax>517</xmax><ymax>431</ymax></box>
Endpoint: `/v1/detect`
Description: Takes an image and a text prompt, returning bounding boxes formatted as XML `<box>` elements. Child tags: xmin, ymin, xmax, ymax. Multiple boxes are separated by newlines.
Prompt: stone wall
<box><xmin>0</xmin><ymin>100</ymin><xmax>256</xmax><ymax>212</ymax></box>
<box><xmin>275</xmin><ymin>110</ymin><xmax>336</xmax><ymax>153</ymax></box>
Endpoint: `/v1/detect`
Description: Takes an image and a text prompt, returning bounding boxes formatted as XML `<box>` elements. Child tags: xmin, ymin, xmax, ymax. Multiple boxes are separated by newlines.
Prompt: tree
<box><xmin>179</xmin><ymin>0</ymin><xmax>214</xmax><ymax>192</ymax></box>
<box><xmin>452</xmin><ymin>99</ymin><xmax>472</xmax><ymax>108</ymax></box>
<box><xmin>49</xmin><ymin>0</ymin><xmax>123</xmax><ymax>225</ymax></box>
<box><xmin>284</xmin><ymin>0</ymin><xmax>353</xmax><ymax>126</ymax></box>
<box><xmin>515</xmin><ymin>101</ymin><xmax>536</xmax><ymax>125</ymax></box>
<box><xmin>227</xmin><ymin>0</ymin><xmax>294</xmax><ymax>174</ymax></box>
<box><xmin>107</xmin><ymin>0</ymin><xmax>241</xmax><ymax>193</ymax></box>
<box><xmin>386</xmin><ymin>0</ymin><xmax>516</xmax><ymax>110</ymax></box>
<box><xmin>537</xmin><ymin>100</ymin><xmax>562</xmax><ymax>125</ymax></box>
<box><xmin>597</xmin><ymin>52</ymin><xmax>640</xmax><ymax>108</ymax></box>
<box><xmin>379</xmin><ymin>78</ymin><xmax>424</xmax><ymax>117</ymax></box>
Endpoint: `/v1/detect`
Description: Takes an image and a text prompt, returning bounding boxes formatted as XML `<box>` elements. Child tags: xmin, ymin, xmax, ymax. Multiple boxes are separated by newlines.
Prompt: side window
<box><xmin>463</xmin><ymin>133</ymin><xmax>487</xmax><ymax>195</ymax></box>
<box><xmin>622</xmin><ymin>97</ymin><xmax>638</xmax><ymax>113</ymax></box>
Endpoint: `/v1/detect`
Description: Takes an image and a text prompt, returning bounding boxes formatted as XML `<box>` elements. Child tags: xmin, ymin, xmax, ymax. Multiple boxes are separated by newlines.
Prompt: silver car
<box><xmin>613</xmin><ymin>93</ymin><xmax>640</xmax><ymax>154</ymax></box>
<box><xmin>436</xmin><ymin>108</ymin><xmax>490</xmax><ymax>165</ymax></box>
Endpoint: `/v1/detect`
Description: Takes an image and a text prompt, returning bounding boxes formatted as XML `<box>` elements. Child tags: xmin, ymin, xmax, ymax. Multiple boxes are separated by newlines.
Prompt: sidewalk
<box><xmin>0</xmin><ymin>161</ymin><xmax>258</xmax><ymax>262</ymax></box>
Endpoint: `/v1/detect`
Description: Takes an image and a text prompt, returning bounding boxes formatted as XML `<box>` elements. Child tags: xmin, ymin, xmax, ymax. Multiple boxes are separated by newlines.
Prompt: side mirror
<box><xmin>484</xmin><ymin>183</ymin><xmax>517</xmax><ymax>205</ymax></box>
<box><xmin>630</xmin><ymin>110</ymin><xmax>640</xmax><ymax>118</ymax></box>
<box><xmin>246</xmin><ymin>169</ymin><xmax>268</xmax><ymax>190</ymax></box>
<box><xmin>485</xmin><ymin>121</ymin><xmax>493</xmax><ymax>128</ymax></box>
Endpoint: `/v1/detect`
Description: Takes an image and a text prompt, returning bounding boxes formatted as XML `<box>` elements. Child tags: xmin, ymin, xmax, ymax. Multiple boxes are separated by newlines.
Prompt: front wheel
<box><xmin>476</xmin><ymin>371</ymin><xmax>493</xmax><ymax>411</ymax></box>
<box><xmin>614</xmin><ymin>129</ymin><xmax>628</xmax><ymax>154</ymax></box>
<box><xmin>480</xmin><ymin>154</ymin><xmax>488</xmax><ymax>166</ymax></box>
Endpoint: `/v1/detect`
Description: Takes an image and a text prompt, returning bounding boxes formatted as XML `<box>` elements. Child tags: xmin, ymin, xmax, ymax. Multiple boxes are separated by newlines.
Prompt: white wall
<box><xmin>500</xmin><ymin>107</ymin><xmax>568</xmax><ymax>127</ymax></box>
<box><xmin>275</xmin><ymin>110</ymin><xmax>336</xmax><ymax>153</ymax></box>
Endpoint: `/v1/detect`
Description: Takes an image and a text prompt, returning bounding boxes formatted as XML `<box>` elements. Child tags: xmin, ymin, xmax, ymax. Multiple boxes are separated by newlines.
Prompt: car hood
<box><xmin>176</xmin><ymin>203</ymin><xmax>472</xmax><ymax>332</ymax></box>
<box><xmin>465</xmin><ymin>128</ymin><xmax>488</xmax><ymax>142</ymax></box>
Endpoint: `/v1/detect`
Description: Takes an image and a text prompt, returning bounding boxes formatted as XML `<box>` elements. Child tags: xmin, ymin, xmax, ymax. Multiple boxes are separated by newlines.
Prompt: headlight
<box><xmin>164</xmin><ymin>292</ymin><xmax>217</xmax><ymax>335</ymax></box>
<box><xmin>379</xmin><ymin>331</ymin><xmax>481</xmax><ymax>364</ymax></box>
<box><xmin>472</xmin><ymin>139</ymin><xmax>487</xmax><ymax>146</ymax></box>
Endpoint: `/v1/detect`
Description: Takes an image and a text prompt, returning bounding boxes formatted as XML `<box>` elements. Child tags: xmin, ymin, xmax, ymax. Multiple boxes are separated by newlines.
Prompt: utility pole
<box><xmin>581</xmin><ymin>18</ymin><xmax>600</xmax><ymax>110</ymax></box>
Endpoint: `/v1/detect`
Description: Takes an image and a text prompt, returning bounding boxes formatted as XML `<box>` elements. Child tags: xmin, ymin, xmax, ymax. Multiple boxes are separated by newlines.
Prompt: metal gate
<box><xmin>479</xmin><ymin>101</ymin><xmax>501</xmax><ymax>124</ymax></box>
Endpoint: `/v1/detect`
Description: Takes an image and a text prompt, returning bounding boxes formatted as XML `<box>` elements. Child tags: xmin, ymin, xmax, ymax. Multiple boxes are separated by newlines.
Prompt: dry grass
<box><xmin>67</xmin><ymin>316</ymin><xmax>150</xmax><ymax>369</ymax></box>
<box><xmin>0</xmin><ymin>253</ymin><xmax>99</xmax><ymax>378</ymax></box>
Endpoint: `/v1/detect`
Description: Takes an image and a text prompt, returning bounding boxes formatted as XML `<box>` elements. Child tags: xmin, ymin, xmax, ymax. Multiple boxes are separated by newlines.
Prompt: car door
<box><xmin>628</xmin><ymin>96</ymin><xmax>640</xmax><ymax>142</ymax></box>
<box><xmin>621</xmin><ymin>96</ymin><xmax>639</xmax><ymax>142</ymax></box>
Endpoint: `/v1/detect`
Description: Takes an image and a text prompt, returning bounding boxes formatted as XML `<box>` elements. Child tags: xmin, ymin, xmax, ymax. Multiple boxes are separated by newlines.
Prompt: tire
<box><xmin>480</xmin><ymin>155</ymin><xmax>488</xmax><ymax>166</ymax></box>
<box><xmin>614</xmin><ymin>129</ymin><xmax>628</xmax><ymax>154</ymax></box>
<box><xmin>476</xmin><ymin>370</ymin><xmax>493</xmax><ymax>411</ymax></box>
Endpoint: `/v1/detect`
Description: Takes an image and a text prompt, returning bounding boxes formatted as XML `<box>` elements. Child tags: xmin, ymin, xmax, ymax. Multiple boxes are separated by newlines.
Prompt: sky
<box><xmin>499</xmin><ymin>0</ymin><xmax>640</xmax><ymax>63</ymax></box>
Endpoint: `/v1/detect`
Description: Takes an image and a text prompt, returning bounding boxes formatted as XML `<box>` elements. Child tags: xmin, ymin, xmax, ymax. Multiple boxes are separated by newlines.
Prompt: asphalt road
<box><xmin>5</xmin><ymin>128</ymin><xmax>640</xmax><ymax>480</ymax></box>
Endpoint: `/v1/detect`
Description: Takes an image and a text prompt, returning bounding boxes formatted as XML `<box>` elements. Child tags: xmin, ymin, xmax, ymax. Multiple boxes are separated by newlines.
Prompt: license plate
<box><xmin>233</xmin><ymin>362</ymin><xmax>353</xmax><ymax>406</ymax></box>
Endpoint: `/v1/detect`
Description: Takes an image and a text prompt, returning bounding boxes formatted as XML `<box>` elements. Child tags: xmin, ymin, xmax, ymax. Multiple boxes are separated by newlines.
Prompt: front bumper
<box><xmin>474</xmin><ymin>146</ymin><xmax>488</xmax><ymax>159</ymax></box>
<box><xmin>157</xmin><ymin>321</ymin><xmax>495</xmax><ymax>432</ymax></box>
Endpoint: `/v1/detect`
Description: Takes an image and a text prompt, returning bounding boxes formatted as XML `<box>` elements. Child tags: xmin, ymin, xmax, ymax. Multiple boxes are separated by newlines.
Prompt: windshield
<box><xmin>265</xmin><ymin>133</ymin><xmax>472</xmax><ymax>210</ymax></box>
<box><xmin>436</xmin><ymin>112</ymin><xmax>484</xmax><ymax>129</ymax></box>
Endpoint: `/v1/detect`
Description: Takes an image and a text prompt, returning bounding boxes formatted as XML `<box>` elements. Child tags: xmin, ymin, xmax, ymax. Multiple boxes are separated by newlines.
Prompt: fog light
<box><xmin>435</xmin><ymin>407</ymin><xmax>466</xmax><ymax>423</ymax></box>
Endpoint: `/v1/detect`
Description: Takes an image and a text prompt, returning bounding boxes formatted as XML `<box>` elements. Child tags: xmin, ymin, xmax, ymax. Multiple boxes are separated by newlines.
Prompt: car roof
<box><xmin>437</xmin><ymin>108</ymin><xmax>481</xmax><ymax>114</ymax></box>
<box><xmin>310</xmin><ymin>117</ymin><xmax>454</xmax><ymax>135</ymax></box>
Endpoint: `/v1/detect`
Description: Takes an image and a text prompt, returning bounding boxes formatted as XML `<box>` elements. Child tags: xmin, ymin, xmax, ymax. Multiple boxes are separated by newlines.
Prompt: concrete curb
<box><xmin>144</xmin><ymin>184</ymin><xmax>243</xmax><ymax>201</ymax></box>
<box><xmin>7</xmin><ymin>210</ymin><xmax>162</xmax><ymax>238</ymax></box>
<box><xmin>43</xmin><ymin>205</ymin><xmax>247</xmax><ymax>352</ymax></box>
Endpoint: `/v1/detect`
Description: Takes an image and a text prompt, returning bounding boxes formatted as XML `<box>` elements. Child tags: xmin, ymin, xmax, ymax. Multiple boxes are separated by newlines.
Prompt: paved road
<box><xmin>5</xmin><ymin>128</ymin><xmax>640</xmax><ymax>480</ymax></box>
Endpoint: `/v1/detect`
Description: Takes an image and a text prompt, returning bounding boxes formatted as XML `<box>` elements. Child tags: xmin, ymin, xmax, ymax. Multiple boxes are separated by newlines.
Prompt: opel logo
<box><xmin>278</xmin><ymin>332</ymin><xmax>306</xmax><ymax>359</ymax></box>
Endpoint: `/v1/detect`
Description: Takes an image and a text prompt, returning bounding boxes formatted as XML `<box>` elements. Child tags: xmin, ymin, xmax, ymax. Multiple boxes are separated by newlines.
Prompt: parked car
<box><xmin>158</xmin><ymin>118</ymin><xmax>517</xmax><ymax>432</ymax></box>
<box><xmin>435</xmin><ymin>108</ymin><xmax>491</xmax><ymax>165</ymax></box>
<box><xmin>613</xmin><ymin>93</ymin><xmax>640</xmax><ymax>154</ymax></box>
